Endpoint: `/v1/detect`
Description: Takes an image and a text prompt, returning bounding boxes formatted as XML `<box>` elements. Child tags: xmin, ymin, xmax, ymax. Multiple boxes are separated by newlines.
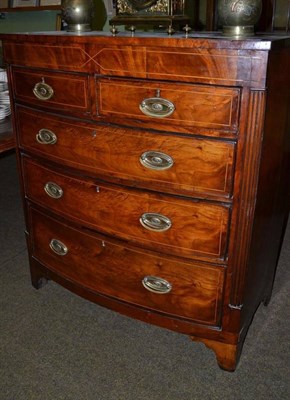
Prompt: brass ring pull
<box><xmin>140</xmin><ymin>151</ymin><xmax>174</xmax><ymax>170</ymax></box>
<box><xmin>142</xmin><ymin>276</ymin><xmax>172</xmax><ymax>294</ymax></box>
<box><xmin>36</xmin><ymin>129</ymin><xmax>57</xmax><ymax>145</ymax></box>
<box><xmin>140</xmin><ymin>96</ymin><xmax>175</xmax><ymax>118</ymax></box>
<box><xmin>49</xmin><ymin>239</ymin><xmax>68</xmax><ymax>256</ymax></box>
<box><xmin>44</xmin><ymin>182</ymin><xmax>63</xmax><ymax>199</ymax></box>
<box><xmin>33</xmin><ymin>78</ymin><xmax>54</xmax><ymax>101</ymax></box>
<box><xmin>140</xmin><ymin>212</ymin><xmax>172</xmax><ymax>232</ymax></box>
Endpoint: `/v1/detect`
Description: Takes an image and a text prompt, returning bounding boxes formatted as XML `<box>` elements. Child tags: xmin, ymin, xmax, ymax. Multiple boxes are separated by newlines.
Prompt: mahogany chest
<box><xmin>2</xmin><ymin>32</ymin><xmax>289</xmax><ymax>371</ymax></box>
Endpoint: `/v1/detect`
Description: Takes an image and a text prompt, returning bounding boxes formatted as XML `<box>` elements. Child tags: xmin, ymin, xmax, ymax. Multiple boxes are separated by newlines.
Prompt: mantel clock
<box><xmin>110</xmin><ymin>0</ymin><xmax>190</xmax><ymax>29</ymax></box>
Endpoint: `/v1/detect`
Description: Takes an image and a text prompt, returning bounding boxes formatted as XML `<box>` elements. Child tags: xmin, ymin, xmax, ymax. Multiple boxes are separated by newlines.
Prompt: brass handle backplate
<box><xmin>140</xmin><ymin>212</ymin><xmax>172</xmax><ymax>232</ymax></box>
<box><xmin>33</xmin><ymin>78</ymin><xmax>54</xmax><ymax>101</ymax></box>
<box><xmin>36</xmin><ymin>129</ymin><xmax>57</xmax><ymax>145</ymax></box>
<box><xmin>49</xmin><ymin>239</ymin><xmax>68</xmax><ymax>256</ymax></box>
<box><xmin>44</xmin><ymin>182</ymin><xmax>63</xmax><ymax>199</ymax></box>
<box><xmin>142</xmin><ymin>276</ymin><xmax>172</xmax><ymax>294</ymax></box>
<box><xmin>140</xmin><ymin>95</ymin><xmax>175</xmax><ymax>118</ymax></box>
<box><xmin>140</xmin><ymin>151</ymin><xmax>174</xmax><ymax>171</ymax></box>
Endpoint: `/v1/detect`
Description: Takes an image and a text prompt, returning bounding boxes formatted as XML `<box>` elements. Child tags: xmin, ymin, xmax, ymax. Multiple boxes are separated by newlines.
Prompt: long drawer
<box><xmin>11</xmin><ymin>68</ymin><xmax>91</xmax><ymax>116</ymax></box>
<box><xmin>29</xmin><ymin>206</ymin><xmax>225</xmax><ymax>326</ymax></box>
<box><xmin>97</xmin><ymin>78</ymin><xmax>240</xmax><ymax>137</ymax></box>
<box><xmin>22</xmin><ymin>157</ymin><xmax>230</xmax><ymax>262</ymax></box>
<box><xmin>17</xmin><ymin>107</ymin><xmax>235</xmax><ymax>200</ymax></box>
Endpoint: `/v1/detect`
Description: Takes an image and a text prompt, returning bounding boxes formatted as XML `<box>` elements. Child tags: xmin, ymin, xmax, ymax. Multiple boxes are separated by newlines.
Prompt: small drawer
<box><xmin>29</xmin><ymin>206</ymin><xmax>225</xmax><ymax>326</ymax></box>
<box><xmin>97</xmin><ymin>78</ymin><xmax>240</xmax><ymax>137</ymax></box>
<box><xmin>17</xmin><ymin>107</ymin><xmax>235</xmax><ymax>200</ymax></box>
<box><xmin>23</xmin><ymin>158</ymin><xmax>230</xmax><ymax>263</ymax></box>
<box><xmin>11</xmin><ymin>68</ymin><xmax>90</xmax><ymax>116</ymax></box>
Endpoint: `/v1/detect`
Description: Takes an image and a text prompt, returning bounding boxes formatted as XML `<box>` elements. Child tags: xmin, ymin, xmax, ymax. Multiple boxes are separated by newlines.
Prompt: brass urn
<box><xmin>218</xmin><ymin>0</ymin><xmax>262</xmax><ymax>37</ymax></box>
<box><xmin>61</xmin><ymin>0</ymin><xmax>93</xmax><ymax>32</ymax></box>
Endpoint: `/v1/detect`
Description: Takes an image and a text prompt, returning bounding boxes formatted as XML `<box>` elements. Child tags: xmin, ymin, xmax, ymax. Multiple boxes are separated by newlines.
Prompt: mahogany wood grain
<box><xmin>97</xmin><ymin>78</ymin><xmax>240</xmax><ymax>135</ymax></box>
<box><xmin>16</xmin><ymin>106</ymin><xmax>235</xmax><ymax>200</ymax></box>
<box><xmin>29</xmin><ymin>206</ymin><xmax>225</xmax><ymax>325</ymax></box>
<box><xmin>2</xmin><ymin>37</ymin><xmax>272</xmax><ymax>86</ymax></box>
<box><xmin>190</xmin><ymin>335</ymin><xmax>243</xmax><ymax>372</ymax></box>
<box><xmin>11</xmin><ymin>68</ymin><xmax>91</xmax><ymax>117</ymax></box>
<box><xmin>23</xmin><ymin>157</ymin><xmax>230</xmax><ymax>262</ymax></box>
<box><xmin>2</xmin><ymin>32</ymin><xmax>289</xmax><ymax>371</ymax></box>
<box><xmin>92</xmin><ymin>45</ymin><xmax>254</xmax><ymax>85</ymax></box>
<box><xmin>239</xmin><ymin>47</ymin><xmax>290</xmax><ymax>325</ymax></box>
<box><xmin>228</xmin><ymin>90</ymin><xmax>267</xmax><ymax>307</ymax></box>
<box><xmin>27</xmin><ymin>250</ymin><xmax>238</xmax><ymax>342</ymax></box>
<box><xmin>3</xmin><ymin>42</ymin><xmax>90</xmax><ymax>72</ymax></box>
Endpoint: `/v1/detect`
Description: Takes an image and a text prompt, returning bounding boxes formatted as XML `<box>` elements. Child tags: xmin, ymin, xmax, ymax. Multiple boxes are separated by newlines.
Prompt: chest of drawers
<box><xmin>2</xmin><ymin>32</ymin><xmax>289</xmax><ymax>371</ymax></box>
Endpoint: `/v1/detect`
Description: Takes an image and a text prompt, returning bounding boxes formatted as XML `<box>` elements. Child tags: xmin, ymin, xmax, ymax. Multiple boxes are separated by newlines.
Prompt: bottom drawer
<box><xmin>29</xmin><ymin>207</ymin><xmax>225</xmax><ymax>326</ymax></box>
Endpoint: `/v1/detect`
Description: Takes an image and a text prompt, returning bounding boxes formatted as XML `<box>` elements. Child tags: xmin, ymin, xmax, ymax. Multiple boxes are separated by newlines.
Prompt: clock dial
<box><xmin>110</xmin><ymin>0</ymin><xmax>189</xmax><ymax>30</ymax></box>
<box><xmin>127</xmin><ymin>0</ymin><xmax>158</xmax><ymax>11</ymax></box>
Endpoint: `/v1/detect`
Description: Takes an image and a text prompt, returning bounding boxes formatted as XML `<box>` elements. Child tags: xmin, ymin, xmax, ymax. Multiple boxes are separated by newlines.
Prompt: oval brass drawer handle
<box><xmin>49</xmin><ymin>239</ymin><xmax>68</xmax><ymax>256</ymax></box>
<box><xmin>140</xmin><ymin>151</ymin><xmax>174</xmax><ymax>171</ymax></box>
<box><xmin>142</xmin><ymin>276</ymin><xmax>172</xmax><ymax>294</ymax></box>
<box><xmin>33</xmin><ymin>78</ymin><xmax>54</xmax><ymax>101</ymax></box>
<box><xmin>36</xmin><ymin>129</ymin><xmax>57</xmax><ymax>145</ymax></box>
<box><xmin>44</xmin><ymin>182</ymin><xmax>63</xmax><ymax>199</ymax></box>
<box><xmin>140</xmin><ymin>96</ymin><xmax>175</xmax><ymax>118</ymax></box>
<box><xmin>140</xmin><ymin>212</ymin><xmax>172</xmax><ymax>232</ymax></box>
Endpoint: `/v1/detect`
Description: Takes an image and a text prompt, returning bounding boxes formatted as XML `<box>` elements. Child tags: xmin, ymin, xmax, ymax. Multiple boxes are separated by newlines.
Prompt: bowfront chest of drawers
<box><xmin>2</xmin><ymin>32</ymin><xmax>290</xmax><ymax>371</ymax></box>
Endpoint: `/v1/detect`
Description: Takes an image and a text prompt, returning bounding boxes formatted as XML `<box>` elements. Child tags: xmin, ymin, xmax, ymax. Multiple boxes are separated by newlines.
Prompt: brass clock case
<box><xmin>110</xmin><ymin>0</ymin><xmax>190</xmax><ymax>30</ymax></box>
<box><xmin>127</xmin><ymin>0</ymin><xmax>158</xmax><ymax>10</ymax></box>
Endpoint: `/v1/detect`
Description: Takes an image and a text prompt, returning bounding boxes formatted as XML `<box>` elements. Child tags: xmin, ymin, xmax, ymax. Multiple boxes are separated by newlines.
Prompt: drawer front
<box><xmin>29</xmin><ymin>206</ymin><xmax>225</xmax><ymax>326</ymax></box>
<box><xmin>97</xmin><ymin>78</ymin><xmax>240</xmax><ymax>136</ymax></box>
<box><xmin>23</xmin><ymin>158</ymin><xmax>230</xmax><ymax>262</ymax></box>
<box><xmin>17</xmin><ymin>107</ymin><xmax>235</xmax><ymax>200</ymax></box>
<box><xmin>91</xmin><ymin>45</ymin><xmax>253</xmax><ymax>85</ymax></box>
<box><xmin>12</xmin><ymin>68</ymin><xmax>90</xmax><ymax>115</ymax></box>
<box><xmin>3</xmin><ymin>42</ymin><xmax>90</xmax><ymax>72</ymax></box>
